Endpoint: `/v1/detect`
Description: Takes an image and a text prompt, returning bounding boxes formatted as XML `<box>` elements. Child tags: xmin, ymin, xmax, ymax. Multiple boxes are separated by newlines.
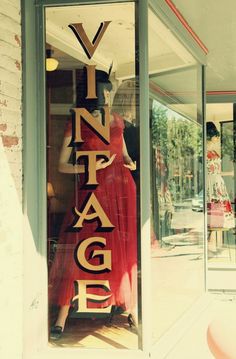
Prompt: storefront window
<box><xmin>46</xmin><ymin>2</ymin><xmax>141</xmax><ymax>349</ymax></box>
<box><xmin>148</xmin><ymin>7</ymin><xmax>205</xmax><ymax>342</ymax></box>
<box><xmin>206</xmin><ymin>103</ymin><xmax>236</xmax><ymax>265</ymax></box>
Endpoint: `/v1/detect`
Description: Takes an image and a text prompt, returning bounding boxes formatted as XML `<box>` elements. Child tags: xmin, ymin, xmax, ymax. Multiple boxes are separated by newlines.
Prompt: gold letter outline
<box><xmin>72</xmin><ymin>192</ymin><xmax>115</xmax><ymax>231</ymax></box>
<box><xmin>68</xmin><ymin>21</ymin><xmax>111</xmax><ymax>60</ymax></box>
<box><xmin>74</xmin><ymin>237</ymin><xmax>112</xmax><ymax>274</ymax></box>
<box><xmin>71</xmin><ymin>107</ymin><xmax>110</xmax><ymax>145</ymax></box>
<box><xmin>72</xmin><ymin>280</ymin><xmax>112</xmax><ymax>313</ymax></box>
<box><xmin>75</xmin><ymin>150</ymin><xmax>110</xmax><ymax>186</ymax></box>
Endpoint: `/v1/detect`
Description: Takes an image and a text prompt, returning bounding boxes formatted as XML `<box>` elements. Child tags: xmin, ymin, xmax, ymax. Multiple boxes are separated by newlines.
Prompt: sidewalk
<box><xmin>165</xmin><ymin>292</ymin><xmax>236</xmax><ymax>359</ymax></box>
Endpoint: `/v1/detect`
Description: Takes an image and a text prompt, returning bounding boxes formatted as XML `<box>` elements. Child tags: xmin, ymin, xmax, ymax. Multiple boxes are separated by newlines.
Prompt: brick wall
<box><xmin>0</xmin><ymin>0</ymin><xmax>22</xmax><ymax>202</ymax></box>
<box><xmin>0</xmin><ymin>1</ymin><xmax>23</xmax><ymax>359</ymax></box>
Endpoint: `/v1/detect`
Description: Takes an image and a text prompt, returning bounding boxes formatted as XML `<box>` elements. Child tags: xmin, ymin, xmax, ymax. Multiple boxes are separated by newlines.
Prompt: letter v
<box><xmin>68</xmin><ymin>21</ymin><xmax>111</xmax><ymax>60</ymax></box>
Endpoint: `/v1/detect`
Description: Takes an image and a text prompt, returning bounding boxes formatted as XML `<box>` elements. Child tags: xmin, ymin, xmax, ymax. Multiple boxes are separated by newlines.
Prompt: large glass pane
<box><xmin>46</xmin><ymin>2</ymin><xmax>141</xmax><ymax>349</ymax></box>
<box><xmin>206</xmin><ymin>103</ymin><xmax>236</xmax><ymax>265</ymax></box>
<box><xmin>148</xmin><ymin>7</ymin><xmax>205</xmax><ymax>342</ymax></box>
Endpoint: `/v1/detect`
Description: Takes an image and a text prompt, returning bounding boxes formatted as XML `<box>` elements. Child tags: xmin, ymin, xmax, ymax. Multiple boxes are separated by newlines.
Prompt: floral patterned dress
<box><xmin>207</xmin><ymin>150</ymin><xmax>234</xmax><ymax>228</ymax></box>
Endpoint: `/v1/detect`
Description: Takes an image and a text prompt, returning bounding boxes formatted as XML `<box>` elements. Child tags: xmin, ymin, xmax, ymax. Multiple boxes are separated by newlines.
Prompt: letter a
<box><xmin>73</xmin><ymin>192</ymin><xmax>114</xmax><ymax>229</ymax></box>
<box><xmin>69</xmin><ymin>21</ymin><xmax>111</xmax><ymax>59</ymax></box>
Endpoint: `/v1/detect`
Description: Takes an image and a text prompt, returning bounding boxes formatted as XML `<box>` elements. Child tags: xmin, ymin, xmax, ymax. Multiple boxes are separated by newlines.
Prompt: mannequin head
<box><xmin>206</xmin><ymin>122</ymin><xmax>220</xmax><ymax>143</ymax></box>
<box><xmin>112</xmin><ymin>80</ymin><xmax>138</xmax><ymax>123</ymax></box>
<box><xmin>76</xmin><ymin>68</ymin><xmax>112</xmax><ymax>112</ymax></box>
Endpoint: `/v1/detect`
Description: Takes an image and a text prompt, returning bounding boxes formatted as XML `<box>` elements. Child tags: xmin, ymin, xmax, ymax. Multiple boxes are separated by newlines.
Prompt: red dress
<box><xmin>49</xmin><ymin>113</ymin><xmax>137</xmax><ymax>312</ymax></box>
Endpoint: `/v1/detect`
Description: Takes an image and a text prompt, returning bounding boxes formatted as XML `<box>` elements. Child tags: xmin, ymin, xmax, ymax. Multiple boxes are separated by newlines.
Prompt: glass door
<box><xmin>148</xmin><ymin>6</ymin><xmax>205</xmax><ymax>343</ymax></box>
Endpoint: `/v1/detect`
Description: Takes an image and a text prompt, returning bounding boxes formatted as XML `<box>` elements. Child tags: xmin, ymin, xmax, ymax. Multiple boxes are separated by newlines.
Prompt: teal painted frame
<box><xmin>36</xmin><ymin>0</ymin><xmax>134</xmax><ymax>4</ymax></box>
<box><xmin>22</xmin><ymin>0</ymin><xmax>46</xmax><ymax>249</ymax></box>
<box><xmin>207</xmin><ymin>93</ymin><xmax>236</xmax><ymax>103</ymax></box>
<box><xmin>202</xmin><ymin>65</ymin><xmax>208</xmax><ymax>290</ymax></box>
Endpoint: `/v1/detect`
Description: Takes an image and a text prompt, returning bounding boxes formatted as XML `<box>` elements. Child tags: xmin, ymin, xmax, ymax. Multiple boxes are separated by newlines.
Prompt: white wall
<box><xmin>0</xmin><ymin>1</ymin><xmax>23</xmax><ymax>358</ymax></box>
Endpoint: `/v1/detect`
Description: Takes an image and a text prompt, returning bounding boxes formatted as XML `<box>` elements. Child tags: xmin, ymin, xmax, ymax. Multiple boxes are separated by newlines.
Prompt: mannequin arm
<box><xmin>122</xmin><ymin>136</ymin><xmax>136</xmax><ymax>170</ymax></box>
<box><xmin>222</xmin><ymin>171</ymin><xmax>234</xmax><ymax>176</ymax></box>
<box><xmin>58</xmin><ymin>136</ymin><xmax>117</xmax><ymax>173</ymax></box>
<box><xmin>58</xmin><ymin>136</ymin><xmax>85</xmax><ymax>174</ymax></box>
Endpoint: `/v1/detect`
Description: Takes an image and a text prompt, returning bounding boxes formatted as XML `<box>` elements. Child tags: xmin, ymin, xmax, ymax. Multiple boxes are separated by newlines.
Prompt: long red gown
<box><xmin>49</xmin><ymin>113</ymin><xmax>137</xmax><ymax>312</ymax></box>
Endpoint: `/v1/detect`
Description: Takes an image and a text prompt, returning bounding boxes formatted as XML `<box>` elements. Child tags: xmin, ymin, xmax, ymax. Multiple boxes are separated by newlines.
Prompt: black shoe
<box><xmin>127</xmin><ymin>314</ymin><xmax>135</xmax><ymax>328</ymax></box>
<box><xmin>106</xmin><ymin>306</ymin><xmax>125</xmax><ymax>326</ymax></box>
<box><xmin>50</xmin><ymin>325</ymin><xmax>63</xmax><ymax>340</ymax></box>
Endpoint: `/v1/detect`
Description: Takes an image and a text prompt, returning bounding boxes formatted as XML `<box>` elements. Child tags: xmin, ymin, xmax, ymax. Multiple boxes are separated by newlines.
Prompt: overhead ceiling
<box><xmin>172</xmin><ymin>0</ymin><xmax>236</xmax><ymax>91</ymax></box>
<box><xmin>46</xmin><ymin>0</ymin><xmax>236</xmax><ymax>117</ymax></box>
<box><xmin>46</xmin><ymin>3</ymin><xmax>136</xmax><ymax>75</ymax></box>
<box><xmin>46</xmin><ymin>3</ymin><xmax>196</xmax><ymax>79</ymax></box>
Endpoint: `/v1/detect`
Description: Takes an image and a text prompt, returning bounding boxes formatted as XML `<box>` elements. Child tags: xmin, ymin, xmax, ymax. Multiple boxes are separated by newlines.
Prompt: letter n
<box><xmin>72</xmin><ymin>107</ymin><xmax>110</xmax><ymax>144</ymax></box>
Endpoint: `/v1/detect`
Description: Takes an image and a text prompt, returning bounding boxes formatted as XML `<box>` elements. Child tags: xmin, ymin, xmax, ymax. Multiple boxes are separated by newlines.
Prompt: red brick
<box><xmin>0</xmin><ymin>123</ymin><xmax>7</xmax><ymax>131</ymax></box>
<box><xmin>14</xmin><ymin>34</ymin><xmax>21</xmax><ymax>46</ymax></box>
<box><xmin>0</xmin><ymin>99</ymin><xmax>7</xmax><ymax>107</ymax></box>
<box><xmin>1</xmin><ymin>135</ymin><xmax>19</xmax><ymax>147</ymax></box>
<box><xmin>15</xmin><ymin>60</ymin><xmax>21</xmax><ymax>70</ymax></box>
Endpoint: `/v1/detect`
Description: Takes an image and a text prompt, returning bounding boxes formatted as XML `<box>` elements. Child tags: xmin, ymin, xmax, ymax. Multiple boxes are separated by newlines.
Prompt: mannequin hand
<box><xmin>96</xmin><ymin>154</ymin><xmax>116</xmax><ymax>170</ymax></box>
<box><xmin>124</xmin><ymin>160</ymin><xmax>136</xmax><ymax>171</ymax></box>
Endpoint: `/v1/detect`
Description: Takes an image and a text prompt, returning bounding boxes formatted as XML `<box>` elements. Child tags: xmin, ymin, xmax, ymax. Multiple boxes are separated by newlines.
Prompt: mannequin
<box><xmin>206</xmin><ymin>122</ymin><xmax>234</xmax><ymax>250</ymax></box>
<box><xmin>111</xmin><ymin>79</ymin><xmax>139</xmax><ymax>183</ymax></box>
<box><xmin>49</xmin><ymin>70</ymin><xmax>137</xmax><ymax>340</ymax></box>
